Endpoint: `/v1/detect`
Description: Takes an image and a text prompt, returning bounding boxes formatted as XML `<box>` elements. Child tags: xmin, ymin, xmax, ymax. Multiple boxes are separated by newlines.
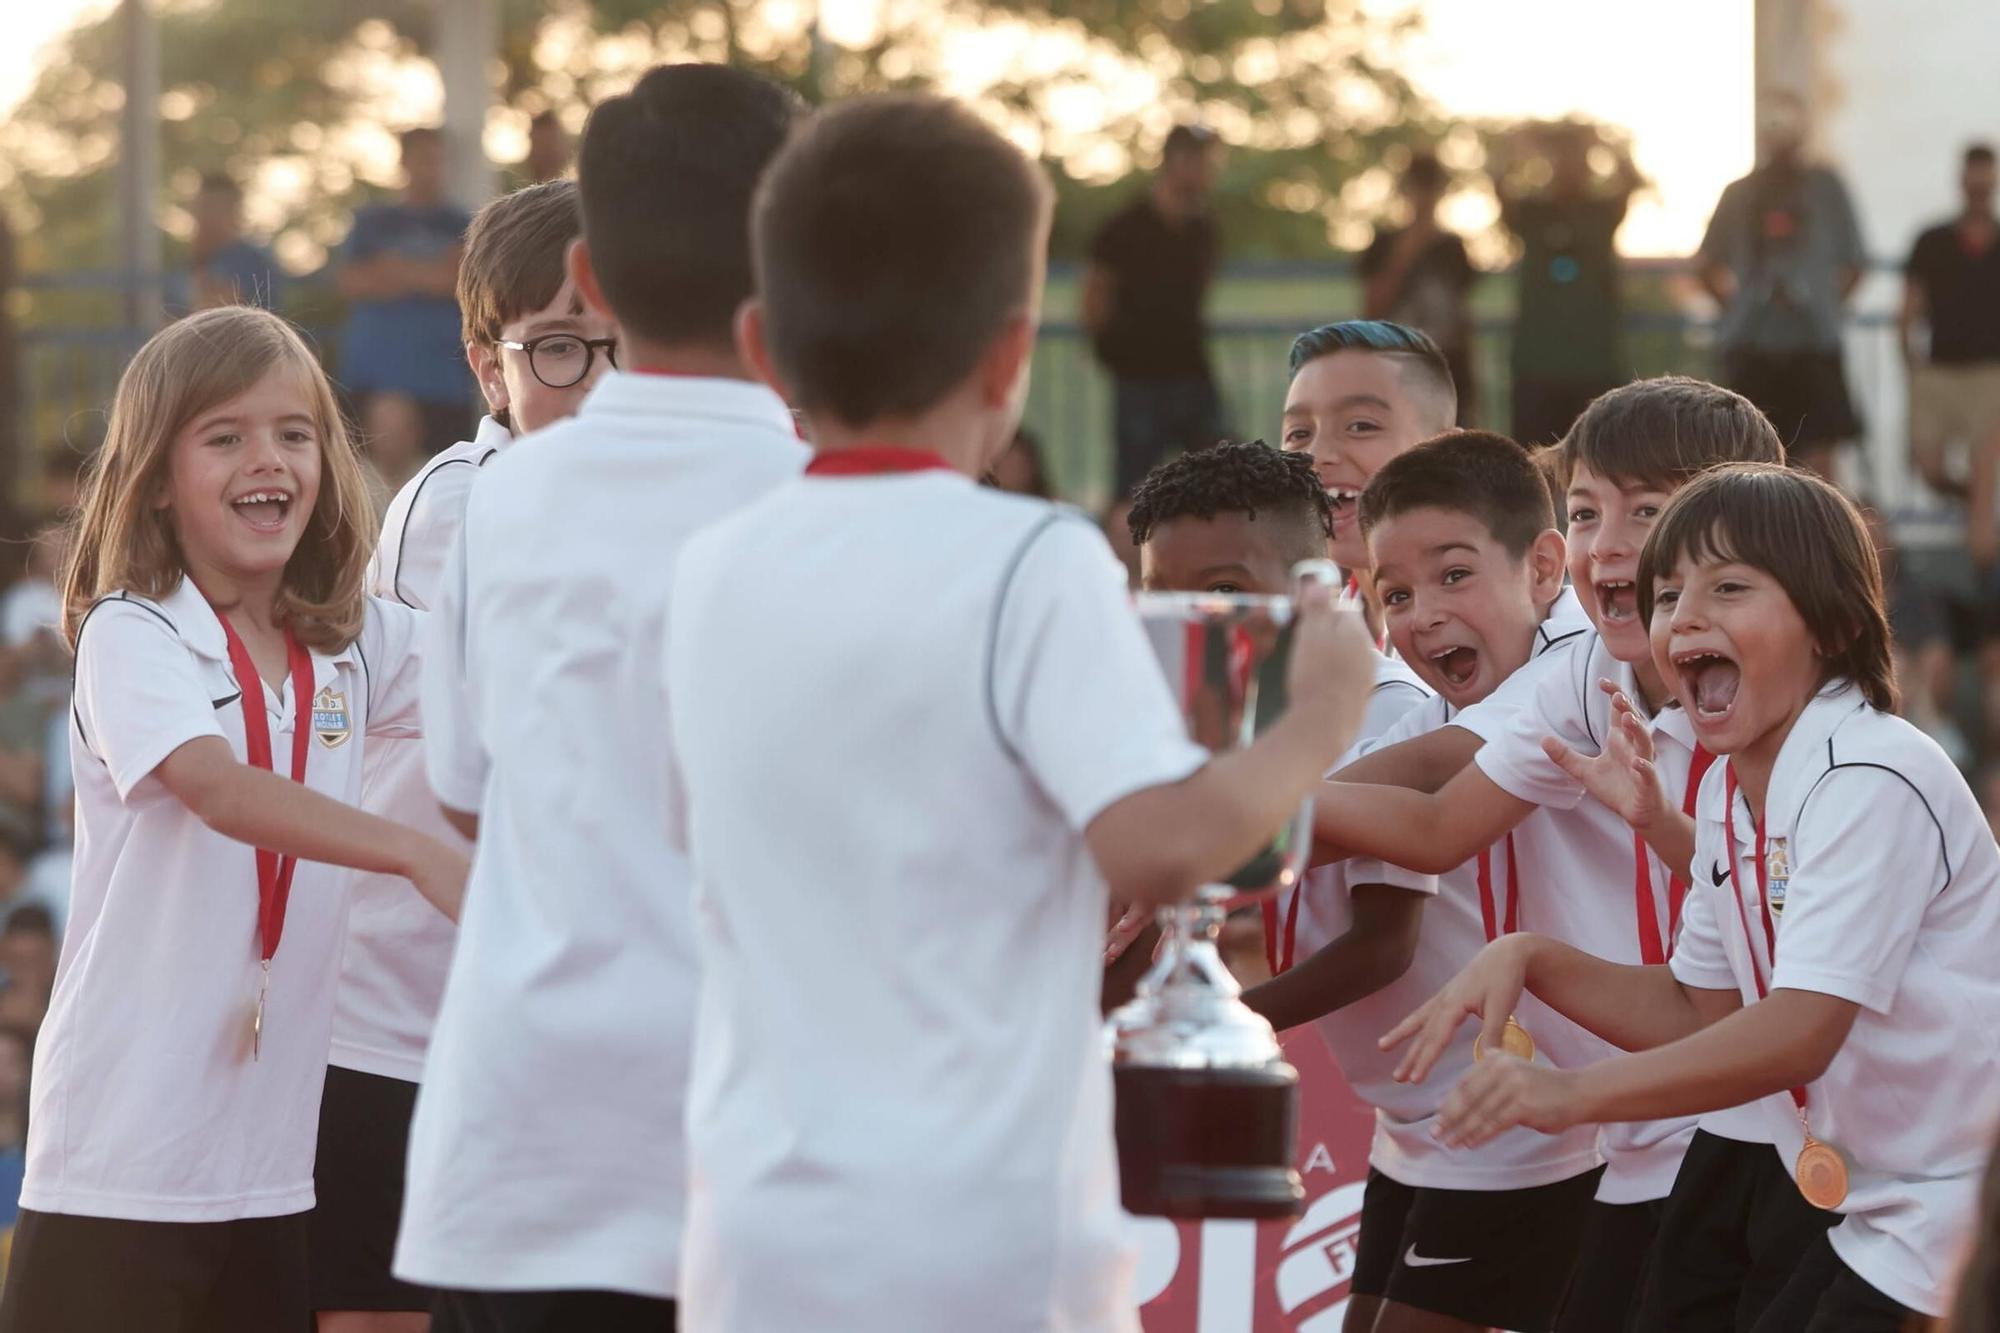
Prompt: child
<box><xmin>1388</xmin><ymin>464</ymin><xmax>2000</xmax><ymax>1330</ymax></box>
<box><xmin>1279</xmin><ymin>320</ymin><xmax>1458</xmax><ymax>586</ymax></box>
<box><xmin>1260</xmin><ymin>431</ymin><xmax>1603</xmax><ymax>1333</ymax></box>
<box><xmin>313</xmin><ymin>178</ymin><xmax>612</xmax><ymax>1330</ymax></box>
<box><xmin>1109</xmin><ymin>440</ymin><xmax>1427</xmax><ymax>997</ymax></box>
<box><xmin>394</xmin><ymin>64</ymin><xmax>802</xmax><ymax>1333</ymax></box>
<box><xmin>0</xmin><ymin>306</ymin><xmax>465</xmax><ymax>1333</ymax></box>
<box><xmin>660</xmin><ymin>94</ymin><xmax>1378</xmax><ymax>1333</ymax></box>
<box><xmin>1312</xmin><ymin>377</ymin><xmax>1790</xmax><ymax>1331</ymax></box>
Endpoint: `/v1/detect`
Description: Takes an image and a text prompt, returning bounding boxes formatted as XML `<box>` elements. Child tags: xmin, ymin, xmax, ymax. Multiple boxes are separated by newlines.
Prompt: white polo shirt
<box><xmin>665</xmin><ymin>475</ymin><xmax>1210</xmax><ymax>1333</ymax></box>
<box><xmin>395</xmin><ymin>374</ymin><xmax>806</xmax><ymax>1298</ymax></box>
<box><xmin>331</xmin><ymin>415</ymin><xmax>510</xmax><ymax>1082</ymax></box>
<box><xmin>1453</xmin><ymin>629</ymin><xmax>1710</xmax><ymax>1203</ymax></box>
<box><xmin>1670</xmin><ymin>685</ymin><xmax>2000</xmax><ymax>1316</ymax></box>
<box><xmin>1305</xmin><ymin>627</ymin><xmax>1603</xmax><ymax>1192</ymax></box>
<box><xmin>26</xmin><ymin>579</ymin><xmax>422</xmax><ymax>1221</ymax></box>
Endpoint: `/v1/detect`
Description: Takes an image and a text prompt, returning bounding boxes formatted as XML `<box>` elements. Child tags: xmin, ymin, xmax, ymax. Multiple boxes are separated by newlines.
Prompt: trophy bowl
<box><xmin>1107</xmin><ymin>560</ymin><xmax>1343</xmax><ymax>1221</ymax></box>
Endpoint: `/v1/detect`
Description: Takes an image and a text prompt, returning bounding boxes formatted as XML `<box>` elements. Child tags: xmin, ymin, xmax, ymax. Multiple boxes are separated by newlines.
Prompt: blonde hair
<box><xmin>60</xmin><ymin>306</ymin><xmax>377</xmax><ymax>652</ymax></box>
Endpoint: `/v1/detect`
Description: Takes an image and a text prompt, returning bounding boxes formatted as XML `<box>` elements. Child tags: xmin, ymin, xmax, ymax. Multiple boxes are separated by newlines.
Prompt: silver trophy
<box><xmin>1107</xmin><ymin>560</ymin><xmax>1343</xmax><ymax>1220</ymax></box>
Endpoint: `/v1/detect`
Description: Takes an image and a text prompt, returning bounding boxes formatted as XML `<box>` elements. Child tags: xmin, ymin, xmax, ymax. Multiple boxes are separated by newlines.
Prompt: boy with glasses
<box><xmin>310</xmin><ymin>177</ymin><xmax>615</xmax><ymax>1331</ymax></box>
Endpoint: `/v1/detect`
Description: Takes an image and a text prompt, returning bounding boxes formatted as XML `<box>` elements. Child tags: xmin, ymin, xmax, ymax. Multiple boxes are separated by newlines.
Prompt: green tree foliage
<box><xmin>0</xmin><ymin>0</ymin><xmax>1453</xmax><ymax>287</ymax></box>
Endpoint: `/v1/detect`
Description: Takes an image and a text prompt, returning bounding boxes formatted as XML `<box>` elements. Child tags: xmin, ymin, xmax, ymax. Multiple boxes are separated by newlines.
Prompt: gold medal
<box><xmin>1473</xmin><ymin>1015</ymin><xmax>1536</xmax><ymax>1063</ymax></box>
<box><xmin>1795</xmin><ymin>1134</ymin><xmax>1848</xmax><ymax>1210</ymax></box>
<box><xmin>250</xmin><ymin>961</ymin><xmax>269</xmax><ymax>1064</ymax></box>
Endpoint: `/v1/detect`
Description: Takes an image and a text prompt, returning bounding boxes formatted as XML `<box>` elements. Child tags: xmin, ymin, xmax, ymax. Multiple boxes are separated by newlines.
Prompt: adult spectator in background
<box><xmin>984</xmin><ymin>426</ymin><xmax>1052</xmax><ymax>499</ymax></box>
<box><xmin>168</xmin><ymin>173</ymin><xmax>283</xmax><ymax>314</ymax></box>
<box><xmin>1903</xmin><ymin>144</ymin><xmax>2000</xmax><ymax>552</ymax></box>
<box><xmin>1491</xmin><ymin>121</ymin><xmax>1640</xmax><ymax>445</ymax></box>
<box><xmin>1697</xmin><ymin>91</ymin><xmax>1866</xmax><ymax>482</ymax></box>
<box><xmin>1361</xmin><ymin>152</ymin><xmax>1477</xmax><ymax>425</ymax></box>
<box><xmin>525</xmin><ymin>110</ymin><xmax>573</xmax><ymax>184</ymax></box>
<box><xmin>1085</xmin><ymin>124</ymin><xmax>1224</xmax><ymax>498</ymax></box>
<box><xmin>336</xmin><ymin>126</ymin><xmax>475</xmax><ymax>492</ymax></box>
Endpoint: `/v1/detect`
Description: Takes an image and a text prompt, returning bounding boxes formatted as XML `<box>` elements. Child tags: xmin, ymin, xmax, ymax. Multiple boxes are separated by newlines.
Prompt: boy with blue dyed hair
<box><xmin>1279</xmin><ymin>319</ymin><xmax>1459</xmax><ymax>611</ymax></box>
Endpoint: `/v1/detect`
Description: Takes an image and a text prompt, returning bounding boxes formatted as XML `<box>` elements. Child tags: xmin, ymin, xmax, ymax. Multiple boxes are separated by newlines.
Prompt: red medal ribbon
<box><xmin>804</xmin><ymin>446</ymin><xmax>955</xmax><ymax>477</ymax></box>
<box><xmin>1723</xmin><ymin>763</ymin><xmax>1808</xmax><ymax>1113</ymax></box>
<box><xmin>214</xmin><ymin>609</ymin><xmax>314</xmax><ymax>966</ymax></box>
<box><xmin>1475</xmin><ymin>833</ymin><xmax>1520</xmax><ymax>943</ymax></box>
<box><xmin>1635</xmin><ymin>743</ymin><xmax>1716</xmax><ymax>964</ymax></box>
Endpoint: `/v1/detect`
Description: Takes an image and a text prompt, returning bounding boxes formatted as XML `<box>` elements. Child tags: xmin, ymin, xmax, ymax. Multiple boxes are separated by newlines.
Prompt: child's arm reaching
<box><xmin>1542</xmin><ymin>680</ymin><xmax>1696</xmax><ymax>879</ymax></box>
<box><xmin>156</xmin><ymin>737</ymin><xmax>467</xmax><ymax>921</ymax></box>
<box><xmin>1308</xmin><ymin>725</ymin><xmax>1487</xmax><ymax>865</ymax></box>
<box><xmin>1313</xmin><ymin>762</ymin><xmax>1537</xmax><ymax>875</ymax></box>
<box><xmin>1424</xmin><ymin>987</ymin><xmax>1857</xmax><ymax>1150</ymax></box>
<box><xmin>1240</xmin><ymin>883</ymin><xmax>1426</xmax><ymax>1032</ymax></box>
<box><xmin>1379</xmin><ymin>932</ymin><xmax>1742</xmax><ymax>1086</ymax></box>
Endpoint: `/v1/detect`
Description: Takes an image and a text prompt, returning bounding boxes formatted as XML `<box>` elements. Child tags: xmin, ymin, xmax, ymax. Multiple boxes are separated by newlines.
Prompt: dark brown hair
<box><xmin>1556</xmin><ymin>376</ymin><xmax>1784</xmax><ymax>494</ymax></box>
<box><xmin>1636</xmin><ymin>463</ymin><xmax>1897</xmax><ymax>712</ymax></box>
<box><xmin>577</xmin><ymin>63</ymin><xmax>799</xmax><ymax>349</ymax></box>
<box><xmin>751</xmin><ymin>94</ymin><xmax>1054</xmax><ymax>427</ymax></box>
<box><xmin>1360</xmin><ymin>430</ymin><xmax>1556</xmax><ymax>558</ymax></box>
<box><xmin>457</xmin><ymin>180</ymin><xmax>580</xmax><ymax>348</ymax></box>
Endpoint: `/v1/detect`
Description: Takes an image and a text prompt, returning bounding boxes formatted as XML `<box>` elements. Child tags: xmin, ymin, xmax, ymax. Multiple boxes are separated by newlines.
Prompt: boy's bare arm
<box><xmin>1239</xmin><ymin>884</ymin><xmax>1425</xmax><ymax>1033</ymax></box>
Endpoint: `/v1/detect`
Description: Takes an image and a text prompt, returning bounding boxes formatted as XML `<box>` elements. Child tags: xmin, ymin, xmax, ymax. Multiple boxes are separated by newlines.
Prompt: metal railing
<box><xmin>9</xmin><ymin>260</ymin><xmax>1941</xmax><ymax>530</ymax></box>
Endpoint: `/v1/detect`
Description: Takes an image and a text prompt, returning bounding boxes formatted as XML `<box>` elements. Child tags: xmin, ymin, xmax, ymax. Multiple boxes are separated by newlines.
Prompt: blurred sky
<box><xmin>1</xmin><ymin>0</ymin><xmax>1752</xmax><ymax>256</ymax></box>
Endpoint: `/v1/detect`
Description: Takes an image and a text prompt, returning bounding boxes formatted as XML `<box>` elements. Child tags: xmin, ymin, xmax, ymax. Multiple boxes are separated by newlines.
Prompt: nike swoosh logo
<box><xmin>1403</xmin><ymin>1246</ymin><xmax>1473</xmax><ymax>1268</ymax></box>
<box><xmin>1711</xmin><ymin>860</ymin><xmax>1729</xmax><ymax>887</ymax></box>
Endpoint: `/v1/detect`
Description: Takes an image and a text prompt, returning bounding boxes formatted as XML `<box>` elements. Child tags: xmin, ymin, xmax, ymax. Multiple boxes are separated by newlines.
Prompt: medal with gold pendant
<box><xmin>1794</xmin><ymin>1117</ymin><xmax>1849</xmax><ymax>1209</ymax></box>
<box><xmin>1473</xmin><ymin>1014</ymin><xmax>1536</xmax><ymax>1062</ymax></box>
<box><xmin>250</xmin><ymin>959</ymin><xmax>269</xmax><ymax>1062</ymax></box>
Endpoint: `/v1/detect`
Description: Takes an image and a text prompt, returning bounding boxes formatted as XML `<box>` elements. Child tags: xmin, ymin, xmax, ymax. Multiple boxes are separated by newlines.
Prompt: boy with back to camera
<box><xmin>312</xmin><ymin>177</ymin><xmax>615</xmax><ymax>1333</ymax></box>
<box><xmin>397</xmin><ymin>65</ymin><xmax>804</xmax><ymax>1332</ymax></box>
<box><xmin>661</xmin><ymin>95</ymin><xmax>1379</xmax><ymax>1333</ymax></box>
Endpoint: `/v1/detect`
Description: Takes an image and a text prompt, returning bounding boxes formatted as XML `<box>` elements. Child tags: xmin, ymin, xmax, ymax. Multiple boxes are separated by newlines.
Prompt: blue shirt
<box><xmin>166</xmin><ymin>240</ymin><xmax>286</xmax><ymax>315</ymax></box>
<box><xmin>338</xmin><ymin>201</ymin><xmax>474</xmax><ymax>404</ymax></box>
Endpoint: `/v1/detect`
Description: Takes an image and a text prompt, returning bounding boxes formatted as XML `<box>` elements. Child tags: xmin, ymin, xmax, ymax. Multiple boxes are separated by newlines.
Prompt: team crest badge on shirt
<box><xmin>311</xmin><ymin>686</ymin><xmax>351</xmax><ymax>749</ymax></box>
<box><xmin>1765</xmin><ymin>838</ymin><xmax>1790</xmax><ymax>917</ymax></box>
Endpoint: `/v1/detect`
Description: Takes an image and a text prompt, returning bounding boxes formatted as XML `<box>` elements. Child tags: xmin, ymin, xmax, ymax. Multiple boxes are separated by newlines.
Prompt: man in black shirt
<box><xmin>1902</xmin><ymin>143</ymin><xmax>2000</xmax><ymax>529</ymax></box>
<box><xmin>1085</xmin><ymin>125</ymin><xmax>1224</xmax><ymax>498</ymax></box>
<box><xmin>1491</xmin><ymin>122</ymin><xmax>1641</xmax><ymax>446</ymax></box>
<box><xmin>1360</xmin><ymin>153</ymin><xmax>1478</xmax><ymax>425</ymax></box>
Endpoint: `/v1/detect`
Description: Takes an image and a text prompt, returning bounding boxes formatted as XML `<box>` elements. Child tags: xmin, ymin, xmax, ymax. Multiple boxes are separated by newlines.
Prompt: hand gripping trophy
<box><xmin>1108</xmin><ymin>560</ymin><xmax>1347</xmax><ymax>1220</ymax></box>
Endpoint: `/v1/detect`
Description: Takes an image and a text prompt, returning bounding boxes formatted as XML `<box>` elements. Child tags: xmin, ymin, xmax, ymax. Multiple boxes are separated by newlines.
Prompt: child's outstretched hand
<box><xmin>1432</xmin><ymin>1055</ymin><xmax>1582</xmax><ymax>1149</ymax></box>
<box><xmin>1104</xmin><ymin>902</ymin><xmax>1154</xmax><ymax>965</ymax></box>
<box><xmin>1378</xmin><ymin>935</ymin><xmax>1532</xmax><ymax>1085</ymax></box>
<box><xmin>1542</xmin><ymin>679</ymin><xmax>1666</xmax><ymax>834</ymax></box>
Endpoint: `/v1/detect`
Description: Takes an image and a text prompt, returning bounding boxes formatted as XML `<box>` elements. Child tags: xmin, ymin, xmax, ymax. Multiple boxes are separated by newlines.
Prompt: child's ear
<box><xmin>978</xmin><ymin>311</ymin><xmax>1035</xmax><ymax>412</ymax></box>
<box><xmin>465</xmin><ymin>341</ymin><xmax>508</xmax><ymax>417</ymax></box>
<box><xmin>567</xmin><ymin>238</ymin><xmax>612</xmax><ymax>321</ymax></box>
<box><xmin>734</xmin><ymin>299</ymin><xmax>791</xmax><ymax>402</ymax></box>
<box><xmin>1527</xmin><ymin>528</ymin><xmax>1567</xmax><ymax>605</ymax></box>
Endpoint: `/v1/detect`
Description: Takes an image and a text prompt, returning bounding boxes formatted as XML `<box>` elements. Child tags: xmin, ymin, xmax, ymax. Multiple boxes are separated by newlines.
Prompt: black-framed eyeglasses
<box><xmin>495</xmin><ymin>333</ymin><xmax>620</xmax><ymax>388</ymax></box>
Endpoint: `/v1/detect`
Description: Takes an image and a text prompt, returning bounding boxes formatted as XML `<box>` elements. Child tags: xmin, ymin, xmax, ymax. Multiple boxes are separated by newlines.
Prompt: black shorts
<box><xmin>1638</xmin><ymin>1128</ymin><xmax>1840</xmax><ymax>1332</ymax></box>
<box><xmin>1723</xmin><ymin>349</ymin><xmax>1862</xmax><ymax>452</ymax></box>
<box><xmin>431</xmin><ymin>1287</ymin><xmax>676</xmax><ymax>1333</ymax></box>
<box><xmin>310</xmin><ymin>1064</ymin><xmax>432</xmax><ymax>1312</ymax></box>
<box><xmin>1749</xmin><ymin>1230</ymin><xmax>1917</xmax><ymax>1333</ymax></box>
<box><xmin>0</xmin><ymin>1207</ymin><xmax>310</xmax><ymax>1333</ymax></box>
<box><xmin>1350</xmin><ymin>1165</ymin><xmax>1604</xmax><ymax>1332</ymax></box>
<box><xmin>1554</xmin><ymin>1195</ymin><xmax>1669</xmax><ymax>1333</ymax></box>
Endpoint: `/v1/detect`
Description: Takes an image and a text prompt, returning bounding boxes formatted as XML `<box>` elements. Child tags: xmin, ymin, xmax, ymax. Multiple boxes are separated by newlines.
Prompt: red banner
<box><xmin>1135</xmin><ymin>1029</ymin><xmax>1377</xmax><ymax>1332</ymax></box>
